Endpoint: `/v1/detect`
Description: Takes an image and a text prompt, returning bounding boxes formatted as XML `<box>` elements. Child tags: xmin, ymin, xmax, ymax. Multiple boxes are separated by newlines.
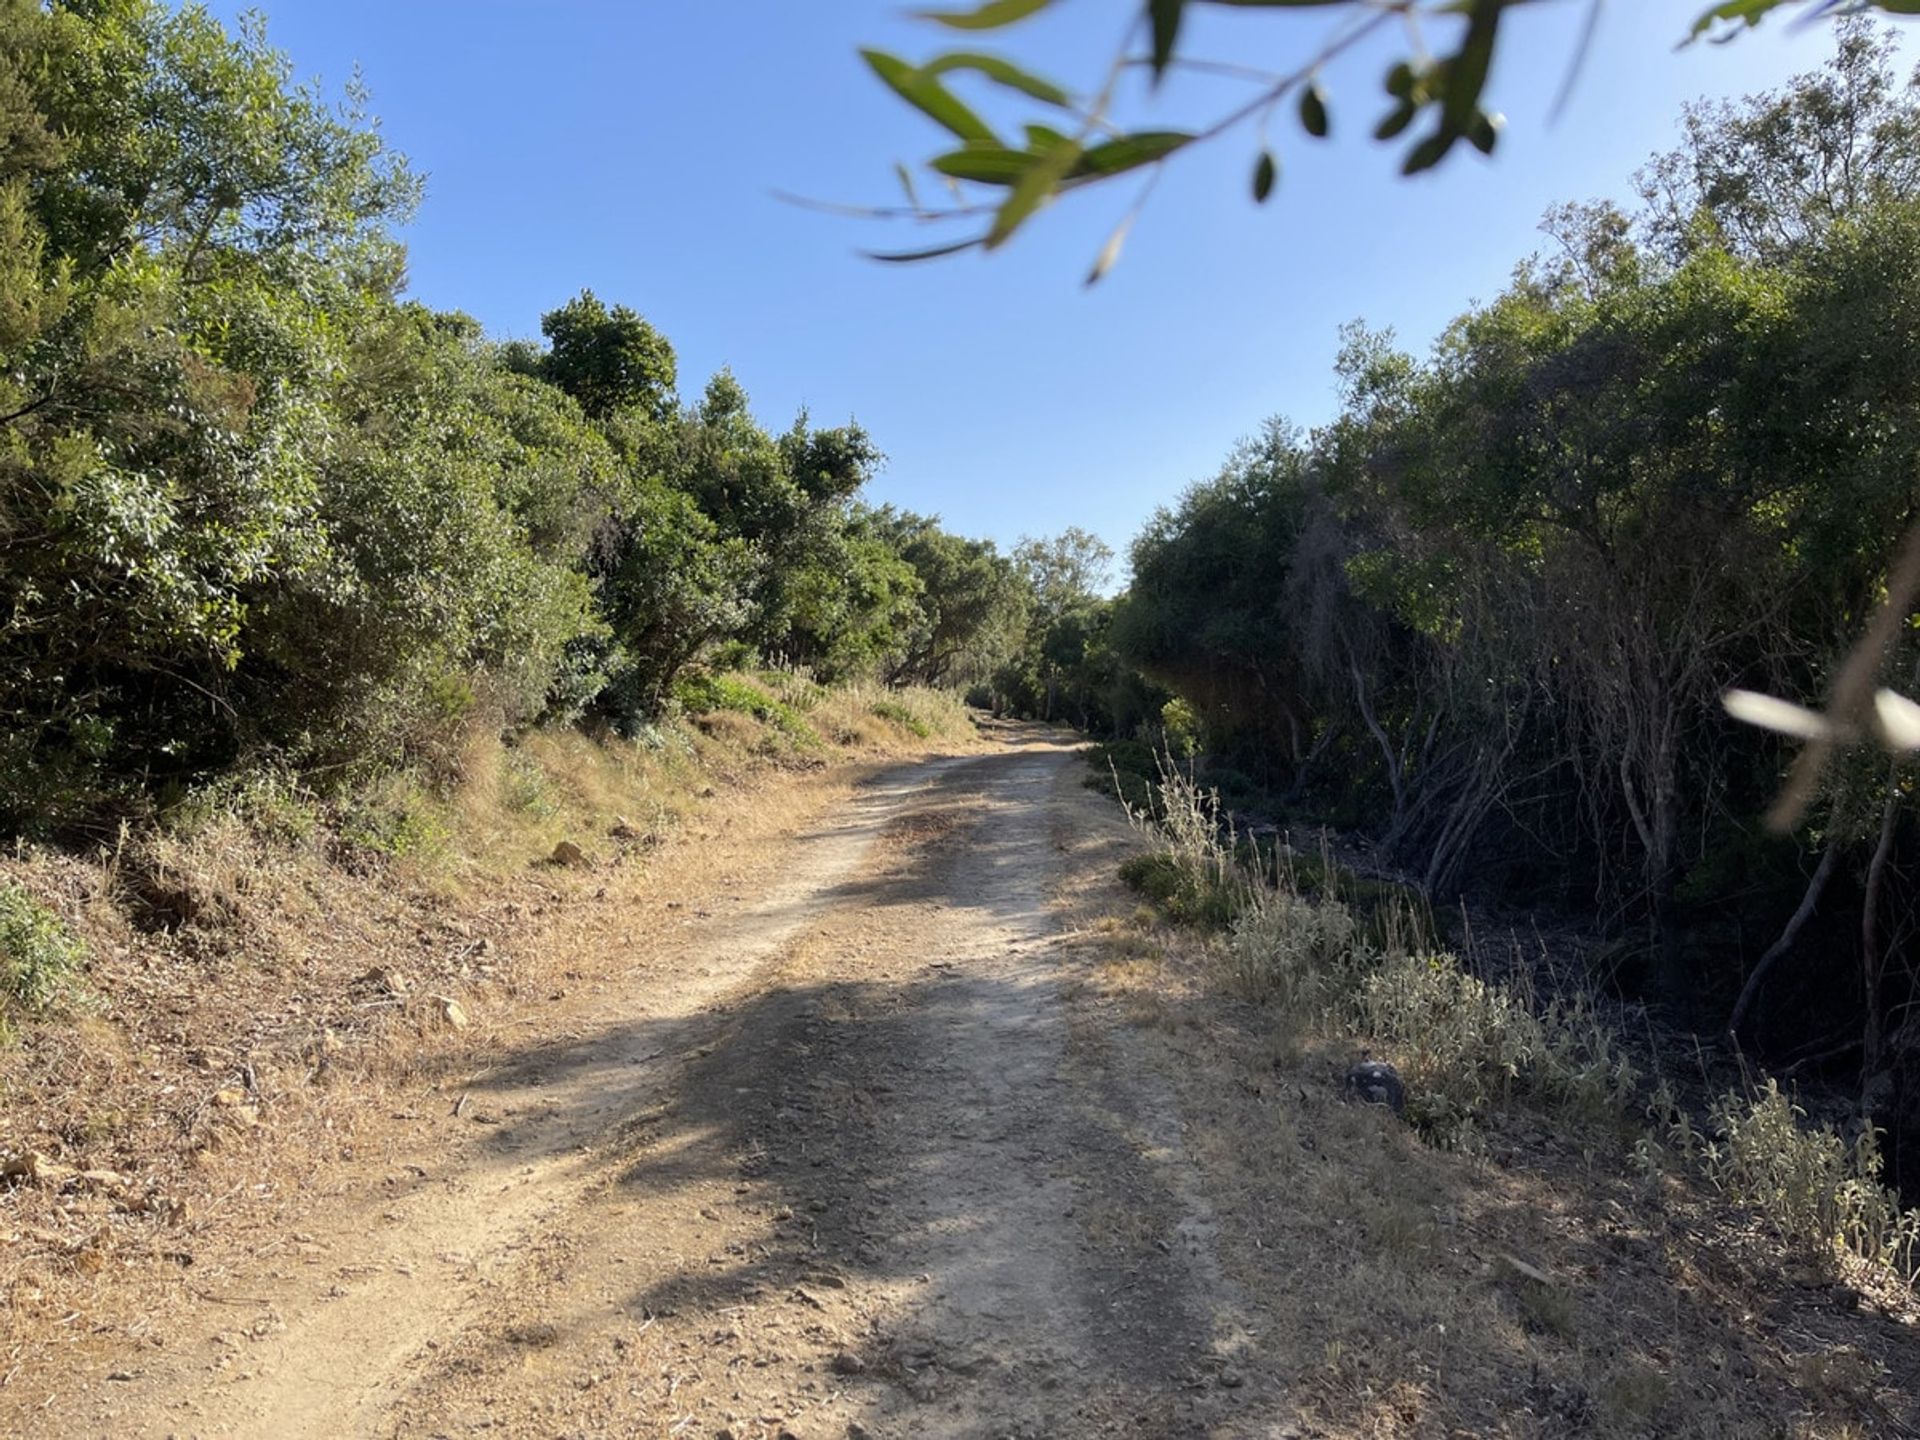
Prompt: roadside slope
<box><xmin>0</xmin><ymin>695</ymin><xmax>984</xmax><ymax>1431</ymax></box>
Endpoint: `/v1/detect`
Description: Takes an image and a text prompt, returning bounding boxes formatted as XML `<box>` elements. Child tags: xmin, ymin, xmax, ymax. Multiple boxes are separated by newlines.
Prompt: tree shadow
<box><xmin>402</xmin><ymin>740</ymin><xmax>1256</xmax><ymax>1432</ymax></box>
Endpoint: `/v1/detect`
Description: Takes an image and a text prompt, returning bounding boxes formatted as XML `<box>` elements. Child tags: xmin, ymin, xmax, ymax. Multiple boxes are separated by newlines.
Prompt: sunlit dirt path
<box><xmin>49</xmin><ymin>731</ymin><xmax>1279</xmax><ymax>1439</ymax></box>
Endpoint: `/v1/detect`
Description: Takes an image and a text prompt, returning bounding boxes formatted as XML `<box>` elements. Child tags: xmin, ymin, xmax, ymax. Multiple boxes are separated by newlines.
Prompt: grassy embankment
<box><xmin>0</xmin><ymin>674</ymin><xmax>974</xmax><ymax>1329</ymax></box>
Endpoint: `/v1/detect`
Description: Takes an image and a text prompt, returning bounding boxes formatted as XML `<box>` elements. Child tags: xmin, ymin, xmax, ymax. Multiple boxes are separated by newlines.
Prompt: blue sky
<box><xmin>207</xmin><ymin>2</ymin><xmax>1893</xmax><ymax>567</ymax></box>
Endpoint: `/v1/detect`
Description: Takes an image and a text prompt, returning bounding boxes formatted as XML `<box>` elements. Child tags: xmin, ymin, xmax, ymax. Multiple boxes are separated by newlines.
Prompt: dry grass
<box><xmin>808</xmin><ymin>678</ymin><xmax>975</xmax><ymax>751</ymax></box>
<box><xmin>1117</xmin><ymin>753</ymin><xmax>1919</xmax><ymax>1289</ymax></box>
<box><xmin>1054</xmin><ymin>758</ymin><xmax>1920</xmax><ymax>1439</ymax></box>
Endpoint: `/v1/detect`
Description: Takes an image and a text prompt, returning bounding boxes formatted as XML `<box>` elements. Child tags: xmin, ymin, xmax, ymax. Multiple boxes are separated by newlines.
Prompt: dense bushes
<box><xmin>1107</xmin><ymin>25</ymin><xmax>1920</xmax><ymax>1181</ymax></box>
<box><xmin>0</xmin><ymin>1</ymin><xmax>1041</xmax><ymax>836</ymax></box>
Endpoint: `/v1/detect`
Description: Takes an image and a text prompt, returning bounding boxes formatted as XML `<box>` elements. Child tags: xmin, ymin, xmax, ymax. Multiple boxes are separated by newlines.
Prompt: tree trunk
<box><xmin>1862</xmin><ymin>787</ymin><xmax>1900</xmax><ymax>1081</ymax></box>
<box><xmin>1727</xmin><ymin>838</ymin><xmax>1840</xmax><ymax>1040</ymax></box>
<box><xmin>1349</xmin><ymin>656</ymin><xmax>1405</xmax><ymax>838</ymax></box>
<box><xmin>1643</xmin><ymin>716</ymin><xmax>1689</xmax><ymax>1010</ymax></box>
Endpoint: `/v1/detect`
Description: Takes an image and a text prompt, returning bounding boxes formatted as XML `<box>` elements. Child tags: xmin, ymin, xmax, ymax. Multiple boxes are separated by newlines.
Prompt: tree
<box><xmin>0</xmin><ymin>0</ymin><xmax>1041</xmax><ymax>837</ymax></box>
<box><xmin>872</xmin><ymin>509</ymin><xmax>1028</xmax><ymax>686</ymax></box>
<box><xmin>540</xmin><ymin>290</ymin><xmax>677</xmax><ymax>421</ymax></box>
<box><xmin>1015</xmin><ymin>527</ymin><xmax>1112</xmax><ymax>616</ymax></box>
<box><xmin>1008</xmin><ymin>528</ymin><xmax>1113</xmax><ymax>721</ymax></box>
<box><xmin>0</xmin><ymin>0</ymin><xmax>420</xmax><ymax>823</ymax></box>
<box><xmin>1092</xmin><ymin>34</ymin><xmax>1920</xmax><ymax>1144</ymax></box>
<box><xmin>587</xmin><ymin>481</ymin><xmax>753</xmax><ymax>726</ymax></box>
<box><xmin>1637</xmin><ymin>18</ymin><xmax>1920</xmax><ymax>264</ymax></box>
<box><xmin>1112</xmin><ymin>420</ymin><xmax>1322</xmax><ymax>776</ymax></box>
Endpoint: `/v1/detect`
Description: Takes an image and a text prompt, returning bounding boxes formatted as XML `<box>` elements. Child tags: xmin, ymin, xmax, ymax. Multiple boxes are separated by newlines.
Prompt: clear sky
<box><xmin>204</xmin><ymin>2</ymin><xmax>1892</xmax><ymax>567</ymax></box>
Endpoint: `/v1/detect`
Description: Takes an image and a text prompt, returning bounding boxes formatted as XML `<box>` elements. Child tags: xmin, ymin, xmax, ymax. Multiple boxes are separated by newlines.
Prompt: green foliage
<box><xmin>589</xmin><ymin>478</ymin><xmax>754</xmax><ymax>728</ymax></box>
<box><xmin>1109</xmin><ymin>418</ymin><xmax>1319</xmax><ymax>772</ymax></box>
<box><xmin>1119</xmin><ymin>850</ymin><xmax>1244</xmax><ymax>929</ymax></box>
<box><xmin>1101</xmin><ymin>32</ymin><xmax>1920</xmax><ymax>1080</ymax></box>
<box><xmin>1223</xmin><ymin>884</ymin><xmax>1359</xmax><ymax>1009</ymax></box>
<box><xmin>1204</xmin><ymin>765</ymin><xmax>1257</xmax><ymax>802</ymax></box>
<box><xmin>1087</xmin><ymin>739</ymin><xmax>1157</xmax><ymax>781</ymax></box>
<box><xmin>1086</xmin><ymin>739</ymin><xmax>1160</xmax><ymax>812</ymax></box>
<box><xmin>0</xmin><ymin>883</ymin><xmax>86</xmax><ymax>1016</ymax></box>
<box><xmin>538</xmin><ymin>290</ymin><xmax>677</xmax><ymax>421</ymax></box>
<box><xmin>870</xmin><ymin>699</ymin><xmax>933</xmax><ymax>738</ymax></box>
<box><xmin>1698</xmin><ymin>1081</ymin><xmax>1920</xmax><ymax>1276</ymax></box>
<box><xmin>0</xmin><ymin>0</ymin><xmax>1036</xmax><ymax>834</ymax></box>
<box><xmin>873</xmin><ymin>508</ymin><xmax>1029</xmax><ymax>688</ymax></box>
<box><xmin>852</xmin><ymin>0</ymin><xmax>1907</xmax><ymax>277</ymax></box>
<box><xmin>1357</xmin><ymin>954</ymin><xmax>1640</xmax><ymax>1140</ymax></box>
<box><xmin>0</xmin><ymin>0</ymin><xmax>1044</xmax><ymax>830</ymax></box>
<box><xmin>263</xmin><ymin>304</ymin><xmax>610</xmax><ymax>773</ymax></box>
<box><xmin>1114</xmin><ymin>761</ymin><xmax>1250</xmax><ymax>927</ymax></box>
<box><xmin>500</xmin><ymin>749</ymin><xmax>560</xmax><ymax>818</ymax></box>
<box><xmin>988</xmin><ymin>527</ymin><xmax>1168</xmax><ymax>736</ymax></box>
<box><xmin>336</xmin><ymin>777</ymin><xmax>450</xmax><ymax>864</ymax></box>
<box><xmin>1160</xmin><ymin>697</ymin><xmax>1200</xmax><ymax>759</ymax></box>
<box><xmin>672</xmin><ymin>671</ymin><xmax>821</xmax><ymax>747</ymax></box>
<box><xmin>165</xmin><ymin>767</ymin><xmax>320</xmax><ymax>847</ymax></box>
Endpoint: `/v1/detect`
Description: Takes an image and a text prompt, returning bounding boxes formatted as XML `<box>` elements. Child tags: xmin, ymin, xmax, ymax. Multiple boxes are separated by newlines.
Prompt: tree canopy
<box><xmin>0</xmin><ymin>0</ymin><xmax>1042</xmax><ymax>828</ymax></box>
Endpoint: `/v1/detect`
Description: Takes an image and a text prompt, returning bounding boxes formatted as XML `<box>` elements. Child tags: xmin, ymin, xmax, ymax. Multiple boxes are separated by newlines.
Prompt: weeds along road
<box><xmin>59</xmin><ymin>729</ymin><xmax>1276</xmax><ymax>1440</ymax></box>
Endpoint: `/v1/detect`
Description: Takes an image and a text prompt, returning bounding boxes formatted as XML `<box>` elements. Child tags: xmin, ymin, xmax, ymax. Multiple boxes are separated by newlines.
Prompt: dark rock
<box><xmin>1344</xmin><ymin>1060</ymin><xmax>1405</xmax><ymax>1114</ymax></box>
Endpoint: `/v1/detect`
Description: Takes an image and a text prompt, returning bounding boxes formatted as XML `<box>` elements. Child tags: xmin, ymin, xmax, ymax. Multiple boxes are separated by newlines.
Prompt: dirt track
<box><xmin>50</xmin><ymin>731</ymin><xmax>1281</xmax><ymax>1439</ymax></box>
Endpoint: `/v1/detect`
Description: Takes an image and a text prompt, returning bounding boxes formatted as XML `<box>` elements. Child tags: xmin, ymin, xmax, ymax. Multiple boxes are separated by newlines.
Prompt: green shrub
<box><xmin>0</xmin><ymin>884</ymin><xmax>87</xmax><ymax>1016</ymax></box>
<box><xmin>1700</xmin><ymin>1081</ymin><xmax>1920</xmax><ymax>1277</ymax></box>
<box><xmin>711</xmin><ymin>640</ymin><xmax>758</xmax><ymax>671</ymax></box>
<box><xmin>1224</xmin><ymin>886</ymin><xmax>1360</xmax><ymax>1007</ymax></box>
<box><xmin>672</xmin><ymin>671</ymin><xmax>820</xmax><ymax>747</ymax></box>
<box><xmin>1355</xmin><ymin>952</ymin><xmax>1639</xmax><ymax>1139</ymax></box>
<box><xmin>500</xmin><ymin>749</ymin><xmax>560</xmax><ymax>817</ymax></box>
<box><xmin>1204</xmin><ymin>765</ymin><xmax>1258</xmax><ymax>802</ymax></box>
<box><xmin>871</xmin><ymin>699</ymin><xmax>933</xmax><ymax>738</ymax></box>
<box><xmin>1088</xmin><ymin>740</ymin><xmax>1158</xmax><ymax>781</ymax></box>
<box><xmin>336</xmin><ymin>778</ymin><xmax>451</xmax><ymax>863</ymax></box>
<box><xmin>1159</xmin><ymin>697</ymin><xmax>1200</xmax><ymax>759</ymax></box>
<box><xmin>758</xmin><ymin>670</ymin><xmax>828</xmax><ymax>712</ymax></box>
<box><xmin>1088</xmin><ymin>767</ymin><xmax>1157</xmax><ymax>816</ymax></box>
<box><xmin>165</xmin><ymin>768</ymin><xmax>321</xmax><ymax>847</ymax></box>
<box><xmin>1114</xmin><ymin>757</ymin><xmax>1251</xmax><ymax>927</ymax></box>
<box><xmin>1119</xmin><ymin>851</ymin><xmax>1243</xmax><ymax>928</ymax></box>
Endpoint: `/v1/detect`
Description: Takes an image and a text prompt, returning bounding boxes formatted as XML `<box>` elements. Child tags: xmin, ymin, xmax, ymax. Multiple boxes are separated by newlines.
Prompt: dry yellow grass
<box><xmin>1046</xmin><ymin>768</ymin><xmax>1920</xmax><ymax>1439</ymax></box>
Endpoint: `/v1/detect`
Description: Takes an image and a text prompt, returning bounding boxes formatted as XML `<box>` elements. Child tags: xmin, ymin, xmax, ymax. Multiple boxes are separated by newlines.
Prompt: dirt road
<box><xmin>51</xmin><ymin>731</ymin><xmax>1282</xmax><ymax>1439</ymax></box>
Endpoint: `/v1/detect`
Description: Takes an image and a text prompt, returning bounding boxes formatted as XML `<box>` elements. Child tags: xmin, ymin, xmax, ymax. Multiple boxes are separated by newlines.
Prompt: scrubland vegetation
<box><xmin>1062</xmin><ymin>27</ymin><xmax>1920</xmax><ymax>1233</ymax></box>
<box><xmin>0</xmin><ymin>0</ymin><xmax>1054</xmax><ymax>1230</ymax></box>
<box><xmin>0</xmin><ymin>662</ymin><xmax>975</xmax><ymax>1330</ymax></box>
<box><xmin>0</xmin><ymin>0</ymin><xmax>1124</xmax><ymax>1027</ymax></box>
<box><xmin>8</xmin><ymin>1</ymin><xmax>1920</xmax><ymax>1419</ymax></box>
<box><xmin>0</xmin><ymin>0</ymin><xmax>1087</xmax><ymax>850</ymax></box>
<box><xmin>1112</xmin><ymin>756</ymin><xmax>1920</xmax><ymax>1317</ymax></box>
